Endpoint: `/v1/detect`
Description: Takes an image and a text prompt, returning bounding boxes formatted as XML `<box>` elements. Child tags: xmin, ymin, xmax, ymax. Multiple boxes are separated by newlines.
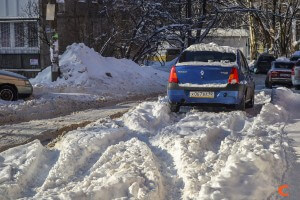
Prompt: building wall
<box><xmin>203</xmin><ymin>36</ymin><xmax>250</xmax><ymax>58</ymax></box>
<box><xmin>0</xmin><ymin>0</ymin><xmax>48</xmax><ymax>78</ymax></box>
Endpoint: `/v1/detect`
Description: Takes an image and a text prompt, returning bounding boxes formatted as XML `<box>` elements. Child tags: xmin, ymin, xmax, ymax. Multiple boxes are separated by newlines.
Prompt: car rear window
<box><xmin>259</xmin><ymin>56</ymin><xmax>275</xmax><ymax>62</ymax></box>
<box><xmin>274</xmin><ymin>62</ymin><xmax>294</xmax><ymax>69</ymax></box>
<box><xmin>178</xmin><ymin>51</ymin><xmax>236</xmax><ymax>63</ymax></box>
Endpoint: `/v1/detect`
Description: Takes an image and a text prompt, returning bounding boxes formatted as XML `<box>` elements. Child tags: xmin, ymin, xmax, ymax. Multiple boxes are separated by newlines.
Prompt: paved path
<box><xmin>0</xmin><ymin>101</ymin><xmax>139</xmax><ymax>153</ymax></box>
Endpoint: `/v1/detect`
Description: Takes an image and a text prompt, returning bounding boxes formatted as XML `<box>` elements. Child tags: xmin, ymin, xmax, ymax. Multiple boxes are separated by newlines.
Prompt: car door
<box><xmin>239</xmin><ymin>51</ymin><xmax>255</xmax><ymax>100</ymax></box>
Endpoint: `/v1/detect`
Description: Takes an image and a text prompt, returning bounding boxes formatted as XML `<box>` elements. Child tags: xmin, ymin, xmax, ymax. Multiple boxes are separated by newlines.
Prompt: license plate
<box><xmin>190</xmin><ymin>91</ymin><xmax>214</xmax><ymax>98</ymax></box>
<box><xmin>280</xmin><ymin>74</ymin><xmax>290</xmax><ymax>77</ymax></box>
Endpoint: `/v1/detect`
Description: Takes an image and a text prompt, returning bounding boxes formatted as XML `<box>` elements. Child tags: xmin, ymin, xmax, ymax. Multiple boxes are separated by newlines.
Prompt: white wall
<box><xmin>0</xmin><ymin>0</ymin><xmax>38</xmax><ymax>18</ymax></box>
<box><xmin>203</xmin><ymin>36</ymin><xmax>249</xmax><ymax>58</ymax></box>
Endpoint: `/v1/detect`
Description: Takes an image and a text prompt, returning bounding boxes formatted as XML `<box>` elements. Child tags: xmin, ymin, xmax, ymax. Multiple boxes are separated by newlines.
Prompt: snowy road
<box><xmin>0</xmin><ymin>101</ymin><xmax>144</xmax><ymax>153</ymax></box>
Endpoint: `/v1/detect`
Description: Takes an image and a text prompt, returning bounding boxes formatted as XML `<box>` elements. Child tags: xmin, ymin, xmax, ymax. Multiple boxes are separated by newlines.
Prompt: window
<box><xmin>0</xmin><ymin>22</ymin><xmax>39</xmax><ymax>49</ymax></box>
<box><xmin>28</xmin><ymin>22</ymin><xmax>38</xmax><ymax>47</ymax></box>
<box><xmin>179</xmin><ymin>51</ymin><xmax>236</xmax><ymax>63</ymax></box>
<box><xmin>15</xmin><ymin>23</ymin><xmax>25</xmax><ymax>47</ymax></box>
<box><xmin>1</xmin><ymin>23</ymin><xmax>10</xmax><ymax>47</ymax></box>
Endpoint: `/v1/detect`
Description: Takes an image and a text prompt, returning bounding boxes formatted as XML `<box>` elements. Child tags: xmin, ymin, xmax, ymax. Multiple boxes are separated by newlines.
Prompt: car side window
<box><xmin>241</xmin><ymin>53</ymin><xmax>250</xmax><ymax>73</ymax></box>
<box><xmin>239</xmin><ymin>51</ymin><xmax>248</xmax><ymax>74</ymax></box>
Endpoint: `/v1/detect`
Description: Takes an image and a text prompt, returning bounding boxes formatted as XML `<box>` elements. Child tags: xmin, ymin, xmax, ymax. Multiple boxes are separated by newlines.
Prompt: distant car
<box><xmin>265</xmin><ymin>61</ymin><xmax>294</xmax><ymax>88</ymax></box>
<box><xmin>167</xmin><ymin>43</ymin><xmax>255</xmax><ymax>112</ymax></box>
<box><xmin>292</xmin><ymin>60</ymin><xmax>300</xmax><ymax>90</ymax></box>
<box><xmin>0</xmin><ymin>70</ymin><xmax>33</xmax><ymax>101</ymax></box>
<box><xmin>290</xmin><ymin>51</ymin><xmax>300</xmax><ymax>63</ymax></box>
<box><xmin>253</xmin><ymin>53</ymin><xmax>276</xmax><ymax>74</ymax></box>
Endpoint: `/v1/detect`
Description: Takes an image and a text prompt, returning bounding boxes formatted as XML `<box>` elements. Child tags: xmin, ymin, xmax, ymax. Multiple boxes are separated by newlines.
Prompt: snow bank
<box><xmin>0</xmin><ymin>43</ymin><xmax>168</xmax><ymax>124</ymax></box>
<box><xmin>31</xmin><ymin>43</ymin><xmax>168</xmax><ymax>96</ymax></box>
<box><xmin>0</xmin><ymin>89</ymin><xmax>296</xmax><ymax>199</ymax></box>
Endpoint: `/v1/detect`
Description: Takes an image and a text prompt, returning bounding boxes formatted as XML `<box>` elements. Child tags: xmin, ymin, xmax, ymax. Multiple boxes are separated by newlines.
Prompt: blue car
<box><xmin>167</xmin><ymin>43</ymin><xmax>255</xmax><ymax>112</ymax></box>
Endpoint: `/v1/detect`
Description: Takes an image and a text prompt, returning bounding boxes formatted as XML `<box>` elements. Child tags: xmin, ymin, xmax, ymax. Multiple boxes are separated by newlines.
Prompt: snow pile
<box><xmin>0</xmin><ymin>89</ymin><xmax>296</xmax><ymax>199</ymax></box>
<box><xmin>185</xmin><ymin>42</ymin><xmax>236</xmax><ymax>54</ymax></box>
<box><xmin>148</xmin><ymin>57</ymin><xmax>177</xmax><ymax>72</ymax></box>
<box><xmin>0</xmin><ymin>43</ymin><xmax>168</xmax><ymax>124</ymax></box>
<box><xmin>31</xmin><ymin>43</ymin><xmax>168</xmax><ymax>96</ymax></box>
<box><xmin>0</xmin><ymin>93</ymin><xmax>105</xmax><ymax>125</ymax></box>
<box><xmin>276</xmin><ymin>57</ymin><xmax>290</xmax><ymax>62</ymax></box>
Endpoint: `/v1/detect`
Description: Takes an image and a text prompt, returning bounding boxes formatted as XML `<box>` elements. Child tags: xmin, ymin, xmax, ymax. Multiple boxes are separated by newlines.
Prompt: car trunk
<box><xmin>175</xmin><ymin>65</ymin><xmax>233</xmax><ymax>85</ymax></box>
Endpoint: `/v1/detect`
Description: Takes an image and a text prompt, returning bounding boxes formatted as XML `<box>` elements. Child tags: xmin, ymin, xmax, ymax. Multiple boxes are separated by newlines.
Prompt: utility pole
<box><xmin>46</xmin><ymin>0</ymin><xmax>60</xmax><ymax>82</ymax></box>
<box><xmin>186</xmin><ymin>0</ymin><xmax>192</xmax><ymax>47</ymax></box>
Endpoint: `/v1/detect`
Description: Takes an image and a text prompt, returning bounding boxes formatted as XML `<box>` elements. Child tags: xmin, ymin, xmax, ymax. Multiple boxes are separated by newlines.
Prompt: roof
<box><xmin>185</xmin><ymin>42</ymin><xmax>237</xmax><ymax>53</ymax></box>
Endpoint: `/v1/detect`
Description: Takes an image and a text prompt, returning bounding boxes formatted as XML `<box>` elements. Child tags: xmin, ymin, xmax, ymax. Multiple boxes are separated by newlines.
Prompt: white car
<box><xmin>292</xmin><ymin>61</ymin><xmax>300</xmax><ymax>90</ymax></box>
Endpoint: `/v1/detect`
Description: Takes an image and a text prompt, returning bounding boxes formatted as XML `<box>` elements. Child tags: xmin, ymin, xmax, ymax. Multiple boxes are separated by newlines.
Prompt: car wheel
<box><xmin>265</xmin><ymin>78</ymin><xmax>272</xmax><ymax>89</ymax></box>
<box><xmin>235</xmin><ymin>94</ymin><xmax>246</xmax><ymax>111</ymax></box>
<box><xmin>0</xmin><ymin>85</ymin><xmax>18</xmax><ymax>101</ymax></box>
<box><xmin>295</xmin><ymin>85</ymin><xmax>300</xmax><ymax>90</ymax></box>
<box><xmin>170</xmin><ymin>104</ymin><xmax>180</xmax><ymax>113</ymax></box>
<box><xmin>246</xmin><ymin>94</ymin><xmax>254</xmax><ymax>108</ymax></box>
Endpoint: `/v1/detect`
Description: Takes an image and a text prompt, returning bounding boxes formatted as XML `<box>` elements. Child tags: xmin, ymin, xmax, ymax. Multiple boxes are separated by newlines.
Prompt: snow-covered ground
<box><xmin>1</xmin><ymin>86</ymin><xmax>299</xmax><ymax>200</ymax></box>
<box><xmin>0</xmin><ymin>43</ymin><xmax>168</xmax><ymax>125</ymax></box>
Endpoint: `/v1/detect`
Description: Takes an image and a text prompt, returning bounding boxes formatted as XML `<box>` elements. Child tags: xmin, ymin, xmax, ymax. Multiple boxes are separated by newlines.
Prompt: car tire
<box><xmin>0</xmin><ymin>85</ymin><xmax>18</xmax><ymax>101</ymax></box>
<box><xmin>235</xmin><ymin>93</ymin><xmax>246</xmax><ymax>111</ymax></box>
<box><xmin>295</xmin><ymin>85</ymin><xmax>300</xmax><ymax>90</ymax></box>
<box><xmin>265</xmin><ymin>78</ymin><xmax>272</xmax><ymax>89</ymax></box>
<box><xmin>170</xmin><ymin>104</ymin><xmax>180</xmax><ymax>113</ymax></box>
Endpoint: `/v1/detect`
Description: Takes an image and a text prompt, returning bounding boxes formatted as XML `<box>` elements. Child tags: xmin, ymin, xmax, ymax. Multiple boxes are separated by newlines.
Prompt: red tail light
<box><xmin>292</xmin><ymin>66</ymin><xmax>295</xmax><ymax>75</ymax></box>
<box><xmin>271</xmin><ymin>71</ymin><xmax>279</xmax><ymax>78</ymax></box>
<box><xmin>169</xmin><ymin>66</ymin><xmax>178</xmax><ymax>83</ymax></box>
<box><xmin>228</xmin><ymin>67</ymin><xmax>239</xmax><ymax>84</ymax></box>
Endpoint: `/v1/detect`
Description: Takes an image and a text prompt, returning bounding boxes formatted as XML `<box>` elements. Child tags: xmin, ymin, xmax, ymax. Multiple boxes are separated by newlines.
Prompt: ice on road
<box><xmin>1</xmin><ymin>88</ymin><xmax>297</xmax><ymax>200</ymax></box>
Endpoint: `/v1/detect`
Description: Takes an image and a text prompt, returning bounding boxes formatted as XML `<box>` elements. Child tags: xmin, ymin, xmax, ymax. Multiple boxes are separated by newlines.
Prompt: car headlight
<box><xmin>25</xmin><ymin>80</ymin><xmax>31</xmax><ymax>86</ymax></box>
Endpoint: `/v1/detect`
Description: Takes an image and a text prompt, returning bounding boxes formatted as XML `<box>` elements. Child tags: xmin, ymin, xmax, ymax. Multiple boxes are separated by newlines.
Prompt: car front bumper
<box><xmin>17</xmin><ymin>85</ymin><xmax>33</xmax><ymax>95</ymax></box>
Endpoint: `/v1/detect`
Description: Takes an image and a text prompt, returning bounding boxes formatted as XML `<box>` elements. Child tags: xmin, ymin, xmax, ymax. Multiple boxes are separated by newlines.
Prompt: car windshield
<box><xmin>290</xmin><ymin>56</ymin><xmax>300</xmax><ymax>61</ymax></box>
<box><xmin>274</xmin><ymin>62</ymin><xmax>294</xmax><ymax>69</ymax></box>
<box><xmin>178</xmin><ymin>51</ymin><xmax>236</xmax><ymax>63</ymax></box>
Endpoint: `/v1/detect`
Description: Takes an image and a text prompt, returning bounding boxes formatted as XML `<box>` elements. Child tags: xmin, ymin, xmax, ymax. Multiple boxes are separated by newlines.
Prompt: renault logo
<box><xmin>201</xmin><ymin>70</ymin><xmax>205</xmax><ymax>76</ymax></box>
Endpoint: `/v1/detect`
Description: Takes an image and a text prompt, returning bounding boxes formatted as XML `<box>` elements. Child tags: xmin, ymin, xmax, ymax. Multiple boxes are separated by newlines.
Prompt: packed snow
<box><xmin>0</xmin><ymin>87</ymin><xmax>297</xmax><ymax>200</ymax></box>
<box><xmin>185</xmin><ymin>42</ymin><xmax>236</xmax><ymax>54</ymax></box>
<box><xmin>0</xmin><ymin>43</ymin><xmax>168</xmax><ymax>124</ymax></box>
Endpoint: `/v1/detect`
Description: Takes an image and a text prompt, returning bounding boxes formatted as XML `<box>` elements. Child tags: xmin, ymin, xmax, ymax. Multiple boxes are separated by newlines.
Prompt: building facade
<box><xmin>0</xmin><ymin>0</ymin><xmax>49</xmax><ymax>78</ymax></box>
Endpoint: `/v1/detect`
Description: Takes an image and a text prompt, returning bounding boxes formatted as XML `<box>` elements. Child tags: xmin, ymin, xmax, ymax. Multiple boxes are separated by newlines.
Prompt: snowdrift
<box><xmin>31</xmin><ymin>43</ymin><xmax>168</xmax><ymax>96</ymax></box>
<box><xmin>0</xmin><ymin>88</ymin><xmax>297</xmax><ymax>199</ymax></box>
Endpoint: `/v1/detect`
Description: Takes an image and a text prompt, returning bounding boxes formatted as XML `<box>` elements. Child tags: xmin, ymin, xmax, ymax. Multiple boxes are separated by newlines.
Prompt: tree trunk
<box><xmin>248</xmin><ymin>0</ymin><xmax>257</xmax><ymax>61</ymax></box>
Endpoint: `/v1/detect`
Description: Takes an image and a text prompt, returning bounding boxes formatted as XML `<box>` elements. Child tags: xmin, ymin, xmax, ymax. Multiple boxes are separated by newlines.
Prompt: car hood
<box><xmin>0</xmin><ymin>70</ymin><xmax>28</xmax><ymax>80</ymax></box>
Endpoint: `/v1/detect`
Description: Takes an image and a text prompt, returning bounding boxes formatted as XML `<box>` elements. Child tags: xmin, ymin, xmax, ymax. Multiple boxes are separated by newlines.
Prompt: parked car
<box><xmin>265</xmin><ymin>61</ymin><xmax>294</xmax><ymax>88</ymax></box>
<box><xmin>290</xmin><ymin>51</ymin><xmax>300</xmax><ymax>63</ymax></box>
<box><xmin>292</xmin><ymin>60</ymin><xmax>300</xmax><ymax>90</ymax></box>
<box><xmin>253</xmin><ymin>53</ymin><xmax>276</xmax><ymax>74</ymax></box>
<box><xmin>167</xmin><ymin>44</ymin><xmax>255</xmax><ymax>112</ymax></box>
<box><xmin>0</xmin><ymin>70</ymin><xmax>33</xmax><ymax>101</ymax></box>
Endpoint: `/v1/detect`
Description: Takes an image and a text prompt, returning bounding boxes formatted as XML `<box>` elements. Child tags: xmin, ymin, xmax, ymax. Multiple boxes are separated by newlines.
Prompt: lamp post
<box><xmin>46</xmin><ymin>0</ymin><xmax>60</xmax><ymax>82</ymax></box>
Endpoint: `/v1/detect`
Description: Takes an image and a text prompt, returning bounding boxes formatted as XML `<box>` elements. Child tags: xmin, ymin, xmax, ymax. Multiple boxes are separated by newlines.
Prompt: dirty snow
<box><xmin>0</xmin><ymin>88</ymin><xmax>297</xmax><ymax>200</ymax></box>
